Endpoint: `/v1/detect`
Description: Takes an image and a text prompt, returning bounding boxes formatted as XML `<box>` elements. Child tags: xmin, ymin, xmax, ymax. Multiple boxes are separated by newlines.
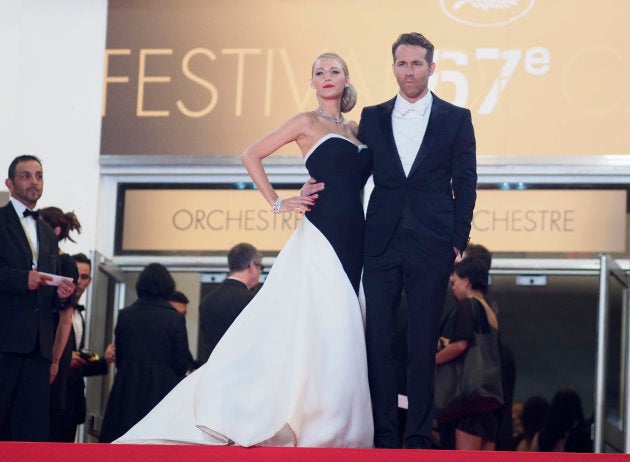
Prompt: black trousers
<box><xmin>364</xmin><ymin>226</ymin><xmax>453</xmax><ymax>449</ymax></box>
<box><xmin>49</xmin><ymin>410</ymin><xmax>78</xmax><ymax>442</ymax></box>
<box><xmin>0</xmin><ymin>351</ymin><xmax>50</xmax><ymax>441</ymax></box>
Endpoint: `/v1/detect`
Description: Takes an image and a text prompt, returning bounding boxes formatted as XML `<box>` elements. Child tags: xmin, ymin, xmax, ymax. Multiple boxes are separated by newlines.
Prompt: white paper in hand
<box><xmin>39</xmin><ymin>272</ymin><xmax>74</xmax><ymax>286</ymax></box>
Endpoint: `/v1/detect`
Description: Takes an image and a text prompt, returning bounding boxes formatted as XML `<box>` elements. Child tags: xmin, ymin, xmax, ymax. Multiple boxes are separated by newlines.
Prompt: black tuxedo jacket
<box><xmin>199</xmin><ymin>278</ymin><xmax>254</xmax><ymax>361</ymax></box>
<box><xmin>0</xmin><ymin>201</ymin><xmax>61</xmax><ymax>360</ymax></box>
<box><xmin>358</xmin><ymin>93</ymin><xmax>477</xmax><ymax>257</ymax></box>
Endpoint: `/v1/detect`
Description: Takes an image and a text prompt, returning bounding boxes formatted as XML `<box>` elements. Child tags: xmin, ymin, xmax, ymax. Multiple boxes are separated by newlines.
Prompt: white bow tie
<box><xmin>396</xmin><ymin>101</ymin><xmax>430</xmax><ymax>118</ymax></box>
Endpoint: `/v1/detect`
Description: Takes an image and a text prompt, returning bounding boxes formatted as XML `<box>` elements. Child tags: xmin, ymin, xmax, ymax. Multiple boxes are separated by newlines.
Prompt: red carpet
<box><xmin>0</xmin><ymin>443</ymin><xmax>628</xmax><ymax>462</ymax></box>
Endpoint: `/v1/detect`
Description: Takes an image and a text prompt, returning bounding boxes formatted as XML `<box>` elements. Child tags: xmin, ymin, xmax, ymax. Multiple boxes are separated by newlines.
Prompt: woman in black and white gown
<box><xmin>115</xmin><ymin>52</ymin><xmax>373</xmax><ymax>448</ymax></box>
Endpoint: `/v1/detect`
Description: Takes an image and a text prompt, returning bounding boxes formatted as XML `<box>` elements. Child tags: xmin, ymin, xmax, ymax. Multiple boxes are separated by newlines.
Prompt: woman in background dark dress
<box><xmin>99</xmin><ymin>263</ymin><xmax>190</xmax><ymax>442</ymax></box>
<box><xmin>436</xmin><ymin>257</ymin><xmax>500</xmax><ymax>450</ymax></box>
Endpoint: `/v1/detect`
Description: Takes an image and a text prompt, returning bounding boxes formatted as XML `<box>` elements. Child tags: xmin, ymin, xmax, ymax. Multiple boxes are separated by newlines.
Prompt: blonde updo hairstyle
<box><xmin>312</xmin><ymin>52</ymin><xmax>357</xmax><ymax>113</ymax></box>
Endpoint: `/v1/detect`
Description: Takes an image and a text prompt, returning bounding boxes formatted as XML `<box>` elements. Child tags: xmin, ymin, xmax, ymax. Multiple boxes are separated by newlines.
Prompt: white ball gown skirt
<box><xmin>115</xmin><ymin>216</ymin><xmax>373</xmax><ymax>447</ymax></box>
<box><xmin>116</xmin><ymin>134</ymin><xmax>373</xmax><ymax>447</ymax></box>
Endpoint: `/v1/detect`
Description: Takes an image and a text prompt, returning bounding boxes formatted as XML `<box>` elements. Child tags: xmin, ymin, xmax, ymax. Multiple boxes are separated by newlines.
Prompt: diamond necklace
<box><xmin>314</xmin><ymin>107</ymin><xmax>344</xmax><ymax>125</ymax></box>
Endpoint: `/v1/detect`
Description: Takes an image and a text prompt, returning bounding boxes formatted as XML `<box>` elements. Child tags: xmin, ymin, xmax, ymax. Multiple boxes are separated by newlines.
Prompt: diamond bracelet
<box><xmin>272</xmin><ymin>197</ymin><xmax>283</xmax><ymax>214</ymax></box>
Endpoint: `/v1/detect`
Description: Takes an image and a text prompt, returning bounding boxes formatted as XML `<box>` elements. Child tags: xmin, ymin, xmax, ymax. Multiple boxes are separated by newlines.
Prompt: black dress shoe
<box><xmin>374</xmin><ymin>439</ymin><xmax>401</xmax><ymax>449</ymax></box>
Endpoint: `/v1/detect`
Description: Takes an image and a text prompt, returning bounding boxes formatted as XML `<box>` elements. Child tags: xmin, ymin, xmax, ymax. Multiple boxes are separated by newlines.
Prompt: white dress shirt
<box><xmin>73</xmin><ymin>309</ymin><xmax>84</xmax><ymax>350</ymax></box>
<box><xmin>392</xmin><ymin>91</ymin><xmax>433</xmax><ymax>177</ymax></box>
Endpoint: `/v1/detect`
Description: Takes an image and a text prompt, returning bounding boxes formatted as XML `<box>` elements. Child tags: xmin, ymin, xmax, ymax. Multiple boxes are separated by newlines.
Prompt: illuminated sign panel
<box><xmin>471</xmin><ymin>190</ymin><xmax>626</xmax><ymax>252</ymax></box>
<box><xmin>117</xmin><ymin>187</ymin><xmax>626</xmax><ymax>254</ymax></box>
<box><xmin>116</xmin><ymin>186</ymin><xmax>302</xmax><ymax>254</ymax></box>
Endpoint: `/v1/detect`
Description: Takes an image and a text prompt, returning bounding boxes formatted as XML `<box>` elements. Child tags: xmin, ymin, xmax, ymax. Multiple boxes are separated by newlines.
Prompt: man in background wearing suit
<box><xmin>198</xmin><ymin>243</ymin><xmax>263</xmax><ymax>362</ymax></box>
<box><xmin>0</xmin><ymin>155</ymin><xmax>75</xmax><ymax>441</ymax></box>
<box><xmin>358</xmin><ymin>33</ymin><xmax>477</xmax><ymax>449</ymax></box>
<box><xmin>168</xmin><ymin>290</ymin><xmax>196</xmax><ymax>373</ymax></box>
<box><xmin>49</xmin><ymin>252</ymin><xmax>114</xmax><ymax>442</ymax></box>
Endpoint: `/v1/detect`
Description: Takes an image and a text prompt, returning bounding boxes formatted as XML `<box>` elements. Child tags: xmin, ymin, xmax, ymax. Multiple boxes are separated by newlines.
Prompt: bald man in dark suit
<box><xmin>0</xmin><ymin>155</ymin><xmax>75</xmax><ymax>441</ymax></box>
<box><xmin>199</xmin><ymin>243</ymin><xmax>263</xmax><ymax>362</ymax></box>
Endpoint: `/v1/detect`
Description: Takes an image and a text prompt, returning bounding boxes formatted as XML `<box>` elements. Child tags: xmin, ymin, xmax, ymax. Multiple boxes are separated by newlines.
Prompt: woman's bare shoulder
<box><xmin>345</xmin><ymin>119</ymin><xmax>359</xmax><ymax>137</ymax></box>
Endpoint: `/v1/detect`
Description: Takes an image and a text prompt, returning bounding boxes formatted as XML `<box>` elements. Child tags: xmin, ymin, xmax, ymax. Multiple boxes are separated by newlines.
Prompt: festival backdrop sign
<box><xmin>101</xmin><ymin>0</ymin><xmax>630</xmax><ymax>157</ymax></box>
<box><xmin>117</xmin><ymin>186</ymin><xmax>626</xmax><ymax>254</ymax></box>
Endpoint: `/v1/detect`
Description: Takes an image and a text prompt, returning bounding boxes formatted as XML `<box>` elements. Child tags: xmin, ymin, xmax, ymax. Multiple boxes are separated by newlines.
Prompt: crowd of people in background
<box><xmin>0</xmin><ymin>156</ymin><xmax>268</xmax><ymax>444</ymax></box>
<box><xmin>512</xmin><ymin>389</ymin><xmax>592</xmax><ymax>452</ymax></box>
<box><xmin>0</xmin><ymin>155</ymin><xmax>196</xmax><ymax>443</ymax></box>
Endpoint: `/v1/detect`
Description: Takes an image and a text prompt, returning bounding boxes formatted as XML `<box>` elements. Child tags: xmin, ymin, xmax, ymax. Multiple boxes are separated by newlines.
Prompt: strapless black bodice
<box><xmin>304</xmin><ymin>135</ymin><xmax>372</xmax><ymax>293</ymax></box>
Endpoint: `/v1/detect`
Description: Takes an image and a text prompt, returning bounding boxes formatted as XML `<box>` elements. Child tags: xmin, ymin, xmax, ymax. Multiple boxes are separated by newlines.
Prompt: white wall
<box><xmin>0</xmin><ymin>0</ymin><xmax>107</xmax><ymax>256</ymax></box>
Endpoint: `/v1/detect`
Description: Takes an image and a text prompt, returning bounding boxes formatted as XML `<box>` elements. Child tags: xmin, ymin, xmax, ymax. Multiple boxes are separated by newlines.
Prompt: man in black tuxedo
<box><xmin>358</xmin><ymin>33</ymin><xmax>477</xmax><ymax>449</ymax></box>
<box><xmin>49</xmin><ymin>253</ymin><xmax>114</xmax><ymax>442</ymax></box>
<box><xmin>0</xmin><ymin>155</ymin><xmax>75</xmax><ymax>441</ymax></box>
<box><xmin>199</xmin><ymin>243</ymin><xmax>263</xmax><ymax>362</ymax></box>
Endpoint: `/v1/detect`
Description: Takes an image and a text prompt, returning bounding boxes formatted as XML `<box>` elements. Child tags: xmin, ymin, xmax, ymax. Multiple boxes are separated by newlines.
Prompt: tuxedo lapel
<box><xmin>408</xmin><ymin>94</ymin><xmax>445</xmax><ymax>178</ymax></box>
<box><xmin>377</xmin><ymin>97</ymin><xmax>406</xmax><ymax>178</ymax></box>
<box><xmin>79</xmin><ymin>310</ymin><xmax>86</xmax><ymax>350</ymax></box>
<box><xmin>5</xmin><ymin>202</ymin><xmax>34</xmax><ymax>268</ymax></box>
<box><xmin>36</xmin><ymin>220</ymin><xmax>49</xmax><ymax>270</ymax></box>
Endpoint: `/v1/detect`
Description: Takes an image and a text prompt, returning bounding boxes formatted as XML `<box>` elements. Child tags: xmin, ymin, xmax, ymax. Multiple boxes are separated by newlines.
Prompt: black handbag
<box><xmin>434</xmin><ymin>296</ymin><xmax>504</xmax><ymax>423</ymax></box>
